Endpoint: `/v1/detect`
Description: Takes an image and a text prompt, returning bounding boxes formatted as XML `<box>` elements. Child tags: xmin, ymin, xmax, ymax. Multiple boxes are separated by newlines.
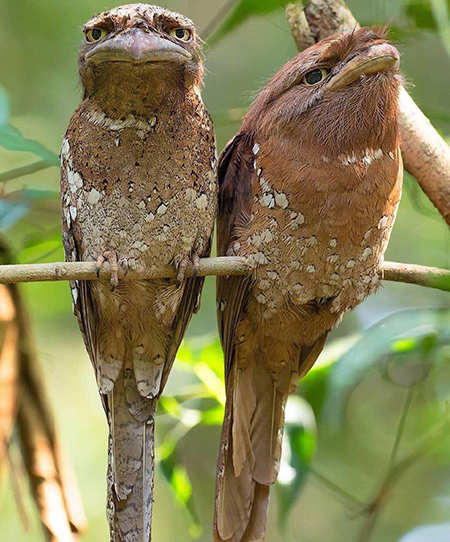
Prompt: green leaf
<box><xmin>159</xmin><ymin>455</ymin><xmax>202</xmax><ymax>538</ymax></box>
<box><xmin>177</xmin><ymin>336</ymin><xmax>224</xmax><ymax>377</ymax></box>
<box><xmin>298</xmin><ymin>336</ymin><xmax>356</xmax><ymax>418</ymax></box>
<box><xmin>405</xmin><ymin>0</ymin><xmax>450</xmax><ymax>52</ymax></box>
<box><xmin>421</xmin><ymin>332</ymin><xmax>439</xmax><ymax>354</ymax></box>
<box><xmin>323</xmin><ymin>309</ymin><xmax>450</xmax><ymax>427</ymax></box>
<box><xmin>21</xmin><ymin>229</ymin><xmax>61</xmax><ymax>251</ymax></box>
<box><xmin>159</xmin><ymin>396</ymin><xmax>182</xmax><ymax>418</ymax></box>
<box><xmin>171</xmin><ymin>464</ymin><xmax>192</xmax><ymax>504</ymax></box>
<box><xmin>0</xmin><ymin>86</ymin><xmax>58</xmax><ymax>164</ymax></box>
<box><xmin>0</xmin><ymin>123</ymin><xmax>59</xmax><ymax>165</ymax></box>
<box><xmin>194</xmin><ymin>362</ymin><xmax>226</xmax><ymax>406</ymax></box>
<box><xmin>383</xmin><ymin>332</ymin><xmax>441</xmax><ymax>388</ymax></box>
<box><xmin>200</xmin><ymin>404</ymin><xmax>224</xmax><ymax>425</ymax></box>
<box><xmin>405</xmin><ymin>0</ymin><xmax>437</xmax><ymax>30</ymax></box>
<box><xmin>392</xmin><ymin>337</ymin><xmax>418</xmax><ymax>353</ymax></box>
<box><xmin>208</xmin><ymin>0</ymin><xmax>293</xmax><ymax>46</ymax></box>
<box><xmin>0</xmin><ymin>86</ymin><xmax>10</xmax><ymax>127</ymax></box>
<box><xmin>430</xmin><ymin>0</ymin><xmax>450</xmax><ymax>57</ymax></box>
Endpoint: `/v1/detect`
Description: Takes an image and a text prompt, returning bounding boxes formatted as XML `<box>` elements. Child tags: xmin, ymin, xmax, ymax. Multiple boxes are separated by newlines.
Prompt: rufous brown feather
<box><xmin>215</xmin><ymin>26</ymin><xmax>402</xmax><ymax>542</ymax></box>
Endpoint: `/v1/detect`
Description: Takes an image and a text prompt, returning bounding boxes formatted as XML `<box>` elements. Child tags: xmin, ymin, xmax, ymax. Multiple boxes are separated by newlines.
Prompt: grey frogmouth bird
<box><xmin>60</xmin><ymin>4</ymin><xmax>217</xmax><ymax>541</ymax></box>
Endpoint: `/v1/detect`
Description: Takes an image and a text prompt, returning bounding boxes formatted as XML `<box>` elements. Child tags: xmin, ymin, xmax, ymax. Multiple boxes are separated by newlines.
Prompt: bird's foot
<box><xmin>96</xmin><ymin>251</ymin><xmax>121</xmax><ymax>292</ymax></box>
<box><xmin>226</xmin><ymin>241</ymin><xmax>241</xmax><ymax>257</ymax></box>
<box><xmin>119</xmin><ymin>258</ymin><xmax>129</xmax><ymax>276</ymax></box>
<box><xmin>174</xmin><ymin>253</ymin><xmax>200</xmax><ymax>286</ymax></box>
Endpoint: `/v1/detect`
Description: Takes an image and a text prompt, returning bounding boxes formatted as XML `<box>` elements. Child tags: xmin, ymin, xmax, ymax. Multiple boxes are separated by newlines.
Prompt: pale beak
<box><xmin>85</xmin><ymin>28</ymin><xmax>192</xmax><ymax>65</ymax></box>
<box><xmin>325</xmin><ymin>43</ymin><xmax>400</xmax><ymax>92</ymax></box>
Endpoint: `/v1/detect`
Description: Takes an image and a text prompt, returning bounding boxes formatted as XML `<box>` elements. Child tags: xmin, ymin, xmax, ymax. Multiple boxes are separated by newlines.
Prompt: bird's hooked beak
<box><xmin>84</xmin><ymin>28</ymin><xmax>192</xmax><ymax>65</ymax></box>
<box><xmin>325</xmin><ymin>43</ymin><xmax>400</xmax><ymax>92</ymax></box>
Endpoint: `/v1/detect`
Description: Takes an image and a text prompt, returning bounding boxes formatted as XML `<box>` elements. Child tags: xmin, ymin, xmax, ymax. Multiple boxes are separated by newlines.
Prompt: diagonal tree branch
<box><xmin>399</xmin><ymin>88</ymin><xmax>450</xmax><ymax>225</ymax></box>
<box><xmin>0</xmin><ymin>160</ymin><xmax>54</xmax><ymax>183</ymax></box>
<box><xmin>356</xmin><ymin>418</ymin><xmax>450</xmax><ymax>542</ymax></box>
<box><xmin>201</xmin><ymin>0</ymin><xmax>240</xmax><ymax>41</ymax></box>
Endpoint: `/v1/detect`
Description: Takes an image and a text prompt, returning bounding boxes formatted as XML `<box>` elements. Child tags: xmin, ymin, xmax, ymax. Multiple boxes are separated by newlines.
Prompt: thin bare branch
<box><xmin>382</xmin><ymin>261</ymin><xmax>450</xmax><ymax>291</ymax></box>
<box><xmin>0</xmin><ymin>257</ymin><xmax>251</xmax><ymax>284</ymax></box>
<box><xmin>356</xmin><ymin>418</ymin><xmax>450</xmax><ymax>542</ymax></box>
<box><xmin>307</xmin><ymin>464</ymin><xmax>368</xmax><ymax>509</ymax></box>
<box><xmin>286</xmin><ymin>3</ymin><xmax>315</xmax><ymax>50</ymax></box>
<box><xmin>0</xmin><ymin>258</ymin><xmax>447</xmax><ymax>292</ymax></box>
<box><xmin>0</xmin><ymin>160</ymin><xmax>54</xmax><ymax>183</ymax></box>
<box><xmin>387</xmin><ymin>389</ymin><xmax>414</xmax><ymax>475</ymax></box>
<box><xmin>201</xmin><ymin>0</ymin><xmax>240</xmax><ymax>41</ymax></box>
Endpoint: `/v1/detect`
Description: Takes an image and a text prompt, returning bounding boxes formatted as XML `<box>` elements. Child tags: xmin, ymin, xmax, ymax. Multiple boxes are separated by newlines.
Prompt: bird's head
<box><xmin>79</xmin><ymin>4</ymin><xmax>203</xmax><ymax>104</ymax></box>
<box><xmin>245</xmin><ymin>27</ymin><xmax>401</xmax><ymax>154</ymax></box>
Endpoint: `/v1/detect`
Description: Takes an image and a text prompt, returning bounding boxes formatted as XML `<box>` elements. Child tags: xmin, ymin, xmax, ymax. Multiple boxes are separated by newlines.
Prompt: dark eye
<box><xmin>303</xmin><ymin>68</ymin><xmax>329</xmax><ymax>86</ymax></box>
<box><xmin>86</xmin><ymin>27</ymin><xmax>108</xmax><ymax>42</ymax></box>
<box><xmin>169</xmin><ymin>28</ymin><xmax>192</xmax><ymax>42</ymax></box>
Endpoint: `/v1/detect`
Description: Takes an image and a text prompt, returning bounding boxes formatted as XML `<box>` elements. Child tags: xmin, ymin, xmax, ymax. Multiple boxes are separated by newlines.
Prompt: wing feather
<box><xmin>217</xmin><ymin>133</ymin><xmax>255</xmax><ymax>383</ymax></box>
<box><xmin>162</xmin><ymin>240</ymin><xmax>213</xmax><ymax>394</ymax></box>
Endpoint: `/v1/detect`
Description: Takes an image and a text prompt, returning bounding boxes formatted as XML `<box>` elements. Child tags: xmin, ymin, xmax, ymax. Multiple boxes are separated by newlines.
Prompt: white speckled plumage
<box><xmin>60</xmin><ymin>5</ymin><xmax>217</xmax><ymax>541</ymax></box>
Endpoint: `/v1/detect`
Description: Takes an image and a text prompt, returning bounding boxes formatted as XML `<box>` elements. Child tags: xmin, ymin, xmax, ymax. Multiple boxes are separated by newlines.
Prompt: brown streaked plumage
<box><xmin>215</xmin><ymin>27</ymin><xmax>402</xmax><ymax>542</ymax></box>
<box><xmin>60</xmin><ymin>5</ymin><xmax>217</xmax><ymax>541</ymax></box>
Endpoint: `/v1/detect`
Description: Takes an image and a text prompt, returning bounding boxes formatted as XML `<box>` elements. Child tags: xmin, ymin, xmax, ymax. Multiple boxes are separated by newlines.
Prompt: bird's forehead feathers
<box><xmin>316</xmin><ymin>26</ymin><xmax>390</xmax><ymax>64</ymax></box>
<box><xmin>287</xmin><ymin>26</ymin><xmax>389</xmax><ymax>75</ymax></box>
<box><xmin>84</xmin><ymin>3</ymin><xmax>195</xmax><ymax>30</ymax></box>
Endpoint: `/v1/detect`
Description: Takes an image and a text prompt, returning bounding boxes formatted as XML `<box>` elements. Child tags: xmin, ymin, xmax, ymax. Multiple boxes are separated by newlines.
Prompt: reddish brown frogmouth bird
<box><xmin>60</xmin><ymin>5</ymin><xmax>217</xmax><ymax>541</ymax></box>
<box><xmin>214</xmin><ymin>27</ymin><xmax>402</xmax><ymax>542</ymax></box>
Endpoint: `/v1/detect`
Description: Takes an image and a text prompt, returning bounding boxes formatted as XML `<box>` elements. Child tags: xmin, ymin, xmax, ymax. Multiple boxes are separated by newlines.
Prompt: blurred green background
<box><xmin>0</xmin><ymin>0</ymin><xmax>450</xmax><ymax>541</ymax></box>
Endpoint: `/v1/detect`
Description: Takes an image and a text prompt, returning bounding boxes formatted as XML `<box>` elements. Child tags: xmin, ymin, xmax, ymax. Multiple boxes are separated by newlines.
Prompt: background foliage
<box><xmin>0</xmin><ymin>0</ymin><xmax>449</xmax><ymax>541</ymax></box>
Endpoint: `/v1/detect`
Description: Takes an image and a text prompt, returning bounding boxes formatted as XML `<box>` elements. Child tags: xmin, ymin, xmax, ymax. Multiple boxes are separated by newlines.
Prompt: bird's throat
<box><xmin>84</xmin><ymin>79</ymin><xmax>202</xmax><ymax>121</ymax></box>
<box><xmin>82</xmin><ymin>62</ymin><xmax>200</xmax><ymax>117</ymax></box>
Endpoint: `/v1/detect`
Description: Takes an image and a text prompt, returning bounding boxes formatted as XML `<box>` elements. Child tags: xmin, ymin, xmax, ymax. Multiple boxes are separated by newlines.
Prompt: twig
<box><xmin>356</xmin><ymin>418</ymin><xmax>450</xmax><ymax>542</ymax></box>
<box><xmin>201</xmin><ymin>0</ymin><xmax>240</xmax><ymax>41</ymax></box>
<box><xmin>5</xmin><ymin>440</ymin><xmax>31</xmax><ymax>531</ymax></box>
<box><xmin>0</xmin><ymin>160</ymin><xmax>54</xmax><ymax>183</ymax></box>
<box><xmin>387</xmin><ymin>388</ymin><xmax>414</xmax><ymax>474</ymax></box>
<box><xmin>382</xmin><ymin>261</ymin><xmax>450</xmax><ymax>291</ymax></box>
<box><xmin>0</xmin><ymin>258</ymin><xmax>447</xmax><ymax>291</ymax></box>
<box><xmin>27</xmin><ymin>245</ymin><xmax>61</xmax><ymax>265</ymax></box>
<box><xmin>307</xmin><ymin>464</ymin><xmax>368</xmax><ymax>510</ymax></box>
<box><xmin>286</xmin><ymin>0</ymin><xmax>450</xmax><ymax>227</ymax></box>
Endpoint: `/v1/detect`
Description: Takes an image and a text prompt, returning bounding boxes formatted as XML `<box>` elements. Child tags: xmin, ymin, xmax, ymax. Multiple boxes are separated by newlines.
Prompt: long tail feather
<box><xmin>107</xmin><ymin>371</ymin><xmax>156</xmax><ymax>542</ymax></box>
<box><xmin>214</xmin><ymin>332</ymin><xmax>328</xmax><ymax>542</ymax></box>
<box><xmin>214</xmin><ymin>362</ymin><xmax>286</xmax><ymax>542</ymax></box>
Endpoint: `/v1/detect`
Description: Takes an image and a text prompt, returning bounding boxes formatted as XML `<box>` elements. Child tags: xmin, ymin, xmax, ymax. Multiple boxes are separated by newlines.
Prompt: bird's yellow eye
<box><xmin>85</xmin><ymin>28</ymin><xmax>109</xmax><ymax>43</ymax></box>
<box><xmin>169</xmin><ymin>28</ymin><xmax>192</xmax><ymax>42</ymax></box>
<box><xmin>303</xmin><ymin>68</ymin><xmax>329</xmax><ymax>86</ymax></box>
